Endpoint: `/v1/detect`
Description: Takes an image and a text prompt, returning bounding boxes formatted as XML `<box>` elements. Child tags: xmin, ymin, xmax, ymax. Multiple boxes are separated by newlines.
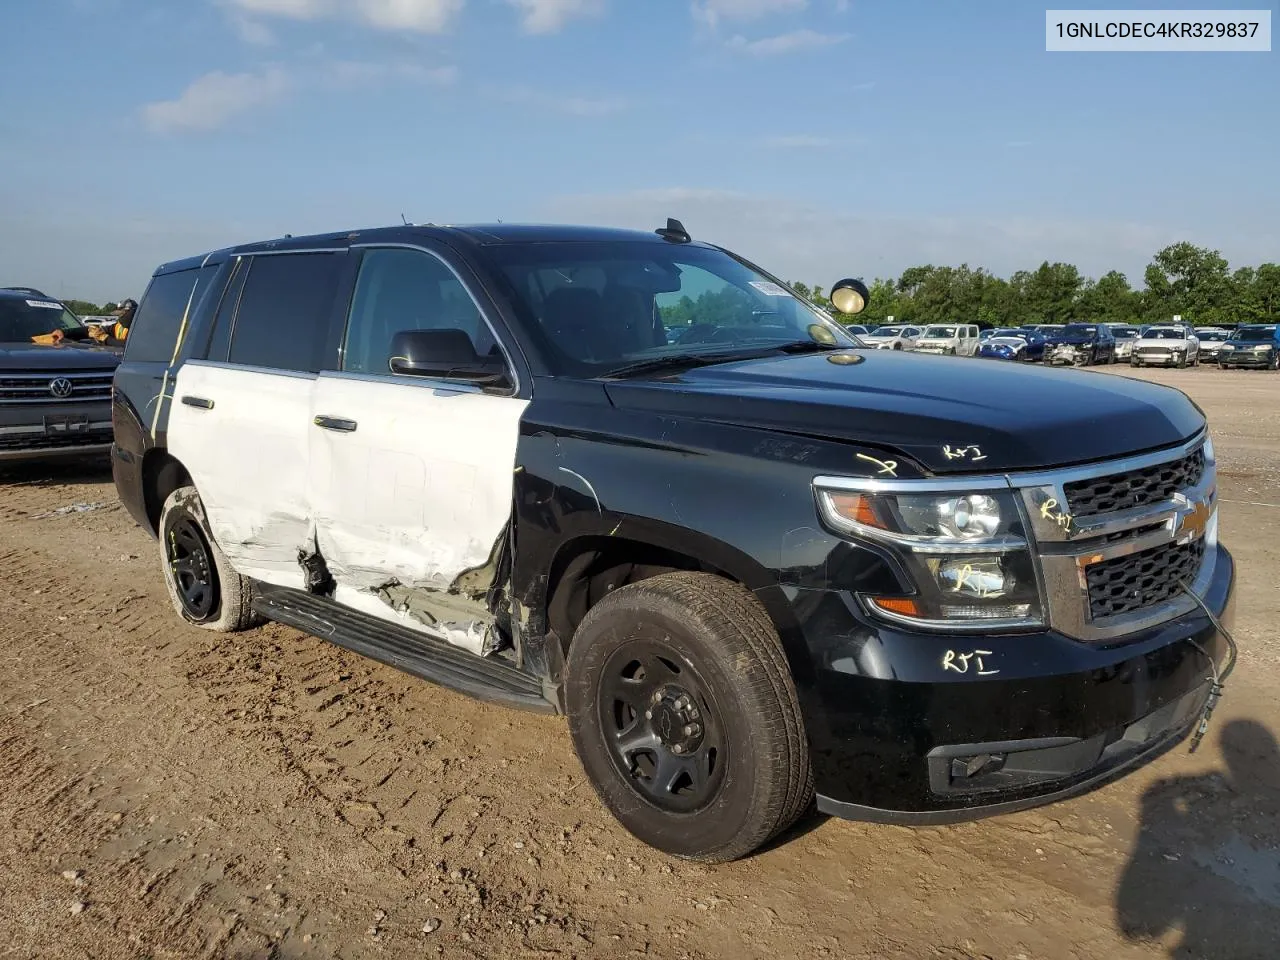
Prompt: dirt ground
<box><xmin>1</xmin><ymin>364</ymin><xmax>1277</xmax><ymax>960</ymax></box>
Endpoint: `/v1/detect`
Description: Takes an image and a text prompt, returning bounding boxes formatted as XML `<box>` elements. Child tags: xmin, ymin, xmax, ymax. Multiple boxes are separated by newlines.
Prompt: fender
<box><xmin>511</xmin><ymin>400</ymin><xmax>932</xmax><ymax>690</ymax></box>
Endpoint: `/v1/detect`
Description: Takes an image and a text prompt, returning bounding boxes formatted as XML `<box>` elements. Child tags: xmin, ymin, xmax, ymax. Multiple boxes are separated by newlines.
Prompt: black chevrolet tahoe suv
<box><xmin>0</xmin><ymin>288</ymin><xmax>121</xmax><ymax>463</ymax></box>
<box><xmin>111</xmin><ymin>222</ymin><xmax>1235</xmax><ymax>862</ymax></box>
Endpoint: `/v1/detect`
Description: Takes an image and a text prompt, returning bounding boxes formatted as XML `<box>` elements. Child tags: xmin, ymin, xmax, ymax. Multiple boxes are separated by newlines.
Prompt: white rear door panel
<box><xmin>168</xmin><ymin>361</ymin><xmax>315</xmax><ymax>588</ymax></box>
<box><xmin>309</xmin><ymin>373</ymin><xmax>529</xmax><ymax>653</ymax></box>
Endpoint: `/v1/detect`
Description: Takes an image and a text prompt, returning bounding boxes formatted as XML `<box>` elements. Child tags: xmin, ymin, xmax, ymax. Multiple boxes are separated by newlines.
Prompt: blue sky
<box><xmin>2</xmin><ymin>0</ymin><xmax>1276</xmax><ymax>301</ymax></box>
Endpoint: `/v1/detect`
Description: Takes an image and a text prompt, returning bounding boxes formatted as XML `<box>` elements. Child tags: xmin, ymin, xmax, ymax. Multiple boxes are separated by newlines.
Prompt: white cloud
<box><xmin>324</xmin><ymin>60</ymin><xmax>458</xmax><ymax>87</ymax></box>
<box><xmin>231</xmin><ymin>14</ymin><xmax>277</xmax><ymax>44</ymax></box>
<box><xmin>494</xmin><ymin>85</ymin><xmax>625</xmax><ymax>116</ymax></box>
<box><xmin>726</xmin><ymin>28</ymin><xmax>850</xmax><ymax>54</ymax></box>
<box><xmin>142</xmin><ymin>68</ymin><xmax>291</xmax><ymax>133</ymax></box>
<box><xmin>506</xmin><ymin>0</ymin><xmax>604</xmax><ymax>33</ymax></box>
<box><xmin>693</xmin><ymin>0</ymin><xmax>806</xmax><ymax>28</ymax></box>
<box><xmin>223</xmin><ymin>0</ymin><xmax>465</xmax><ymax>32</ymax></box>
<box><xmin>536</xmin><ymin>186</ymin><xmax>1266</xmax><ymax>286</ymax></box>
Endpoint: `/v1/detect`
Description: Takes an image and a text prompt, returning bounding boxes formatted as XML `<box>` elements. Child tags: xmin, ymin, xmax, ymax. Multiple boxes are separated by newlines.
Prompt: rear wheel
<box><xmin>158</xmin><ymin>486</ymin><xmax>261</xmax><ymax>632</ymax></box>
<box><xmin>565</xmin><ymin>572</ymin><xmax>812</xmax><ymax>863</ymax></box>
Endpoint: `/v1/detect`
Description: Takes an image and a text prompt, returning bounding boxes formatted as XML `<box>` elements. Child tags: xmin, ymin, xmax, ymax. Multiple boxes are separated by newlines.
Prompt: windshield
<box><xmin>1199</xmin><ymin>331</ymin><xmax>1229</xmax><ymax>341</ymax></box>
<box><xmin>1113</xmin><ymin>328</ymin><xmax>1138</xmax><ymax>339</ymax></box>
<box><xmin>1145</xmin><ymin>328</ymin><xmax>1185</xmax><ymax>340</ymax></box>
<box><xmin>0</xmin><ymin>297</ymin><xmax>86</xmax><ymax>342</ymax></box>
<box><xmin>922</xmin><ymin>326</ymin><xmax>957</xmax><ymax>338</ymax></box>
<box><xmin>1231</xmin><ymin>327</ymin><xmax>1277</xmax><ymax>342</ymax></box>
<box><xmin>869</xmin><ymin>326</ymin><xmax>904</xmax><ymax>337</ymax></box>
<box><xmin>1061</xmin><ymin>324</ymin><xmax>1098</xmax><ymax>337</ymax></box>
<box><xmin>482</xmin><ymin>241</ymin><xmax>857</xmax><ymax>376</ymax></box>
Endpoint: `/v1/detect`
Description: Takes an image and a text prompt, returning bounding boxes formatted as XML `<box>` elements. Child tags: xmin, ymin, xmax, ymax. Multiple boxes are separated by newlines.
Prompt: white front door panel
<box><xmin>168</xmin><ymin>361</ymin><xmax>315</xmax><ymax>588</ymax></box>
<box><xmin>308</xmin><ymin>373</ymin><xmax>529</xmax><ymax>653</ymax></box>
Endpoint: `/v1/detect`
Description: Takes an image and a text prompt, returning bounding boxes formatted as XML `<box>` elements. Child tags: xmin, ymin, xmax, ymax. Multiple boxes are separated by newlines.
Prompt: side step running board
<box><xmin>252</xmin><ymin>585</ymin><xmax>556</xmax><ymax>714</ymax></box>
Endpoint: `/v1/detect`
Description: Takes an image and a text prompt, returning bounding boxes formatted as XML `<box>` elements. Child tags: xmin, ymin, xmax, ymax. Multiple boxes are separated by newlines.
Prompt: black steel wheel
<box><xmin>566</xmin><ymin>572</ymin><xmax>812</xmax><ymax>862</ymax></box>
<box><xmin>166</xmin><ymin>515</ymin><xmax>219</xmax><ymax>621</ymax></box>
<box><xmin>158</xmin><ymin>485</ymin><xmax>262</xmax><ymax>632</ymax></box>
<box><xmin>597</xmin><ymin>638</ymin><xmax>726</xmax><ymax>814</ymax></box>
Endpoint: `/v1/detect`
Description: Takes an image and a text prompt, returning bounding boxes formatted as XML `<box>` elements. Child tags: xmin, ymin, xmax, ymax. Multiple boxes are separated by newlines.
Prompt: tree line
<box><xmin>792</xmin><ymin>242</ymin><xmax>1280</xmax><ymax>328</ymax></box>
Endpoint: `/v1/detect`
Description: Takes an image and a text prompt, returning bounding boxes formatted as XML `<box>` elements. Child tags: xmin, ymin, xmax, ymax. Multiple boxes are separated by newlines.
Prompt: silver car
<box><xmin>861</xmin><ymin>324</ymin><xmax>921</xmax><ymax>351</ymax></box>
<box><xmin>1109</xmin><ymin>325</ymin><xmax>1140</xmax><ymax>360</ymax></box>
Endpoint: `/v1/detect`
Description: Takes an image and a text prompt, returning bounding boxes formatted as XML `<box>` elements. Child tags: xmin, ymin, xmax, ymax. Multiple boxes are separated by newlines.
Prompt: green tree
<box><xmin>1143</xmin><ymin>242</ymin><xmax>1232</xmax><ymax>325</ymax></box>
<box><xmin>1077</xmin><ymin>270</ymin><xmax>1136</xmax><ymax>324</ymax></box>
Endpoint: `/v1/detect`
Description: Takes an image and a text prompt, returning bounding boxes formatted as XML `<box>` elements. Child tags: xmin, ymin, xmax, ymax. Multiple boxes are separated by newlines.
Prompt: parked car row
<box><xmin>851</xmin><ymin>319</ymin><xmax>1280</xmax><ymax>372</ymax></box>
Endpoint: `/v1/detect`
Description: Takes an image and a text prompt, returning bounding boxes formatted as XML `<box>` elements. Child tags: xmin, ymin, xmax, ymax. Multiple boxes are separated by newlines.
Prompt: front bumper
<box><xmin>1132</xmin><ymin>351</ymin><xmax>1186</xmax><ymax>366</ymax></box>
<box><xmin>1218</xmin><ymin>350</ymin><xmax>1273</xmax><ymax>367</ymax></box>
<box><xmin>0</xmin><ymin>403</ymin><xmax>113</xmax><ymax>462</ymax></box>
<box><xmin>790</xmin><ymin>544</ymin><xmax>1235</xmax><ymax>823</ymax></box>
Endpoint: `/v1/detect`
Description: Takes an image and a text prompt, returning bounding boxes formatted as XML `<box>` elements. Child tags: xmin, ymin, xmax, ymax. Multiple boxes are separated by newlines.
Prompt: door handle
<box><xmin>313</xmin><ymin>415</ymin><xmax>358</xmax><ymax>433</ymax></box>
<box><xmin>181</xmin><ymin>395</ymin><xmax>214</xmax><ymax>410</ymax></box>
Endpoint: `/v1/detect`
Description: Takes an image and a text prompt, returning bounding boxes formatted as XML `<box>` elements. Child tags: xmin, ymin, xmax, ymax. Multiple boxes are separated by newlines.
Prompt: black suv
<box><xmin>0</xmin><ymin>288</ymin><xmax>121</xmax><ymax>463</ymax></box>
<box><xmin>1044</xmin><ymin>322</ymin><xmax>1116</xmax><ymax>366</ymax></box>
<box><xmin>111</xmin><ymin>222</ymin><xmax>1234</xmax><ymax>862</ymax></box>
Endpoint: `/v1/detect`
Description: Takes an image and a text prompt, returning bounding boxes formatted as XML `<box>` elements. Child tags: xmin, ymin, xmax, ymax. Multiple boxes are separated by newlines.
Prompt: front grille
<box><xmin>1064</xmin><ymin>448</ymin><xmax>1205</xmax><ymax>518</ymax></box>
<box><xmin>1086</xmin><ymin>538</ymin><xmax>1207</xmax><ymax>619</ymax></box>
<box><xmin>0</xmin><ymin>431</ymin><xmax>111</xmax><ymax>452</ymax></box>
<box><xmin>0</xmin><ymin>371</ymin><xmax>113</xmax><ymax>405</ymax></box>
<box><xmin>1137</xmin><ymin>345</ymin><xmax>1174</xmax><ymax>354</ymax></box>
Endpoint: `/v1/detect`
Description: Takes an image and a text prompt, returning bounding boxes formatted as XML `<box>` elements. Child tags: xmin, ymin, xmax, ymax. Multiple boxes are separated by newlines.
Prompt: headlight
<box><xmin>814</xmin><ymin>481</ymin><xmax>1043</xmax><ymax>629</ymax></box>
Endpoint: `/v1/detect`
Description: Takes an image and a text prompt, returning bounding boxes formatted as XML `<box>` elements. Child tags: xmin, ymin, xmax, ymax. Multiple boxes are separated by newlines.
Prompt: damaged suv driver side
<box><xmin>113</xmin><ymin>220</ymin><xmax>1234</xmax><ymax>863</ymax></box>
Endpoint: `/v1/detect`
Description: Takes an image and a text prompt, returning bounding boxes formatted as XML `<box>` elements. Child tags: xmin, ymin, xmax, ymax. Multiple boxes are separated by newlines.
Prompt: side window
<box><xmin>124</xmin><ymin>265</ymin><xmax>216</xmax><ymax>363</ymax></box>
<box><xmin>342</xmin><ymin>247</ymin><xmax>496</xmax><ymax>375</ymax></box>
<box><xmin>226</xmin><ymin>252</ymin><xmax>344</xmax><ymax>373</ymax></box>
<box><xmin>204</xmin><ymin>258</ymin><xmax>248</xmax><ymax>362</ymax></box>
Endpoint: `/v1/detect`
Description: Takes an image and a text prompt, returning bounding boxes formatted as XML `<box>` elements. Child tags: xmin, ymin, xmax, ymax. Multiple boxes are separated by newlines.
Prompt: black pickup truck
<box><xmin>110</xmin><ymin>220</ymin><xmax>1234</xmax><ymax>862</ymax></box>
<box><xmin>0</xmin><ymin>288</ymin><xmax>120</xmax><ymax>463</ymax></box>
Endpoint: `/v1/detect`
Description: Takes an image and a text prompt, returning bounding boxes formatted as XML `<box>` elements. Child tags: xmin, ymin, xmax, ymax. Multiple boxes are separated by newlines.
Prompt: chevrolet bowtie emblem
<box><xmin>1171</xmin><ymin>496</ymin><xmax>1212</xmax><ymax>545</ymax></box>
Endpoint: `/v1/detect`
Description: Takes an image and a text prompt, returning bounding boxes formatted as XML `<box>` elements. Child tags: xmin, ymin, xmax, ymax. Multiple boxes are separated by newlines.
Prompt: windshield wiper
<box><xmin>601</xmin><ymin>353</ymin><xmax>748</xmax><ymax>379</ymax></box>
<box><xmin>602</xmin><ymin>340</ymin><xmax>847</xmax><ymax>379</ymax></box>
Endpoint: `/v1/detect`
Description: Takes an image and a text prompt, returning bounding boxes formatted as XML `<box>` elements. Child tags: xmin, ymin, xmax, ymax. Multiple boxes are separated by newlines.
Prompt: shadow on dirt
<box><xmin>1116</xmin><ymin>719</ymin><xmax>1280</xmax><ymax>960</ymax></box>
<box><xmin>0</xmin><ymin>455</ymin><xmax>114</xmax><ymax>487</ymax></box>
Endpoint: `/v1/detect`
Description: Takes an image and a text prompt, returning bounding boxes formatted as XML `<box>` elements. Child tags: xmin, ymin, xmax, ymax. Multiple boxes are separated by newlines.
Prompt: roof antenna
<box><xmin>400</xmin><ymin>213</ymin><xmax>413</xmax><ymax>226</ymax></box>
<box><xmin>656</xmin><ymin>217</ymin><xmax>691</xmax><ymax>243</ymax></box>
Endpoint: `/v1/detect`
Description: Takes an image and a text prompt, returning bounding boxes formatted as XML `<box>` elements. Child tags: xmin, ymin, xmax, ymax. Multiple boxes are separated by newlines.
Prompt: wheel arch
<box><xmin>141</xmin><ymin>449</ymin><xmax>193</xmax><ymax>536</ymax></box>
<box><xmin>536</xmin><ymin>519</ymin><xmax>813</xmax><ymax>687</ymax></box>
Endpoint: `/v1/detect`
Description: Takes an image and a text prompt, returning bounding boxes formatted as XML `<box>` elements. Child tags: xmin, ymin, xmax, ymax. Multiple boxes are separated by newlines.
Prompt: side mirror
<box><xmin>387</xmin><ymin>329</ymin><xmax>509</xmax><ymax>386</ymax></box>
<box><xmin>829</xmin><ymin>278</ymin><xmax>870</xmax><ymax>316</ymax></box>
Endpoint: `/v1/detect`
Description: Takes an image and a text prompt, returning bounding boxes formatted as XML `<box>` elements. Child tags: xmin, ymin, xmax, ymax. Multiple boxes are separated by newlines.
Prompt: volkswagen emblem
<box><xmin>48</xmin><ymin>378</ymin><xmax>74</xmax><ymax>399</ymax></box>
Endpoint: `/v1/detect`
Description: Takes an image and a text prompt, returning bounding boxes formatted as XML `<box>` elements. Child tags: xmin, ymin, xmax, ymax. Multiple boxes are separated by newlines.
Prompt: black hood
<box><xmin>603</xmin><ymin>350</ymin><xmax>1205</xmax><ymax>473</ymax></box>
<box><xmin>0</xmin><ymin>341</ymin><xmax>123</xmax><ymax>371</ymax></box>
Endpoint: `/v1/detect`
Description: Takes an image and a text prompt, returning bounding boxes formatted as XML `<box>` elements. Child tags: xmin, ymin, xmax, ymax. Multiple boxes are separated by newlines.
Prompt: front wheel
<box><xmin>158</xmin><ymin>486</ymin><xmax>262</xmax><ymax>632</ymax></box>
<box><xmin>565</xmin><ymin>572</ymin><xmax>812</xmax><ymax>863</ymax></box>
<box><xmin>1271</xmin><ymin>353</ymin><xmax>1279</xmax><ymax>371</ymax></box>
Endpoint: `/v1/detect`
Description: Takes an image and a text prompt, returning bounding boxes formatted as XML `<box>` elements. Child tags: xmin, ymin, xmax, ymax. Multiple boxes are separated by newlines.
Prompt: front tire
<box><xmin>565</xmin><ymin>572</ymin><xmax>812</xmax><ymax>863</ymax></box>
<box><xmin>158</xmin><ymin>486</ymin><xmax>261</xmax><ymax>632</ymax></box>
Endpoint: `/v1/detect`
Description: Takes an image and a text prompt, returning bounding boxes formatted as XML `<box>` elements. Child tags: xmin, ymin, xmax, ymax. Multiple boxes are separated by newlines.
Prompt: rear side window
<box><xmin>226</xmin><ymin>252</ymin><xmax>344</xmax><ymax>373</ymax></box>
<box><xmin>125</xmin><ymin>265</ymin><xmax>217</xmax><ymax>363</ymax></box>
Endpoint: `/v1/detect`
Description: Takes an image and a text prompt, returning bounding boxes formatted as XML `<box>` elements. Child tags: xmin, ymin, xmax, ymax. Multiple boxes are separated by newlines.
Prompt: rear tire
<box><xmin>158</xmin><ymin>486</ymin><xmax>262</xmax><ymax>632</ymax></box>
<box><xmin>565</xmin><ymin>572</ymin><xmax>812</xmax><ymax>863</ymax></box>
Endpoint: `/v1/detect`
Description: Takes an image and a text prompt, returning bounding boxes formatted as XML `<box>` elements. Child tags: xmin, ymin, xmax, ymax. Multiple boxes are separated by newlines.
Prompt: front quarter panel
<box><xmin>512</xmin><ymin>379</ymin><xmax>928</xmax><ymax>683</ymax></box>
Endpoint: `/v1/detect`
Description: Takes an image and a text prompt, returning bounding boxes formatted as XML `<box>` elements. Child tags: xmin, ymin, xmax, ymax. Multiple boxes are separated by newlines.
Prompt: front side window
<box><xmin>480</xmin><ymin>241</ymin><xmax>855</xmax><ymax>377</ymax></box>
<box><xmin>0</xmin><ymin>297</ymin><xmax>85</xmax><ymax>342</ymax></box>
<box><xmin>226</xmin><ymin>252</ymin><xmax>344</xmax><ymax>373</ymax></box>
<box><xmin>126</xmin><ymin>265</ymin><xmax>217</xmax><ymax>363</ymax></box>
<box><xmin>342</xmin><ymin>247</ymin><xmax>498</xmax><ymax>375</ymax></box>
